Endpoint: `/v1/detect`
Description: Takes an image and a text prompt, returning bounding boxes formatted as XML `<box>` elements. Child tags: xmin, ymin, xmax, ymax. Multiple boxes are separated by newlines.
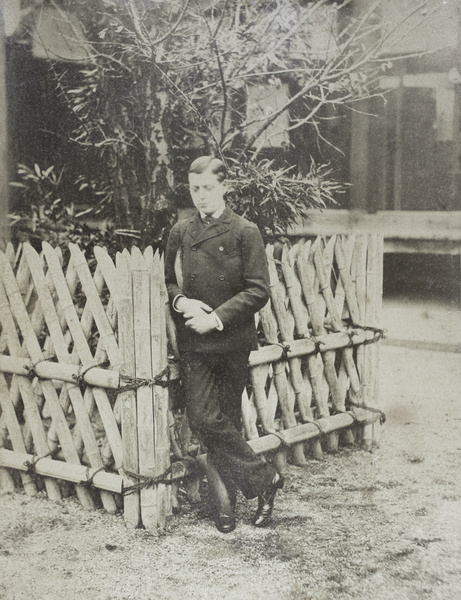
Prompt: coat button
<box><xmin>219</xmin><ymin>275</ymin><xmax>224</xmax><ymax>281</ymax></box>
<box><xmin>192</xmin><ymin>245</ymin><xmax>197</xmax><ymax>251</ymax></box>
<box><xmin>219</xmin><ymin>246</ymin><xmax>224</xmax><ymax>252</ymax></box>
<box><xmin>190</xmin><ymin>275</ymin><xmax>196</xmax><ymax>281</ymax></box>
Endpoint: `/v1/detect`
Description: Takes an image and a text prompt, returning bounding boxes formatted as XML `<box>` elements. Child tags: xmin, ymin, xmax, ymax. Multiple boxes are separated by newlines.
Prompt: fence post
<box><xmin>131</xmin><ymin>247</ymin><xmax>158</xmax><ymax>530</ymax></box>
<box><xmin>363</xmin><ymin>233</ymin><xmax>383</xmax><ymax>449</ymax></box>
<box><xmin>116</xmin><ymin>251</ymin><xmax>141</xmax><ymax>528</ymax></box>
<box><xmin>373</xmin><ymin>234</ymin><xmax>384</xmax><ymax>445</ymax></box>
<box><xmin>118</xmin><ymin>248</ymin><xmax>172</xmax><ymax>531</ymax></box>
<box><xmin>153</xmin><ymin>253</ymin><xmax>172</xmax><ymax>527</ymax></box>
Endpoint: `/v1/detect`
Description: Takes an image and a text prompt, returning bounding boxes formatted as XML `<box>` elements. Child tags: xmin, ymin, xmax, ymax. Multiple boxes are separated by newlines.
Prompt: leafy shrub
<box><xmin>9</xmin><ymin>164</ymin><xmax>116</xmax><ymax>260</ymax></box>
<box><xmin>9</xmin><ymin>158</ymin><xmax>345</xmax><ymax>256</ymax></box>
<box><xmin>226</xmin><ymin>159</ymin><xmax>345</xmax><ymax>242</ymax></box>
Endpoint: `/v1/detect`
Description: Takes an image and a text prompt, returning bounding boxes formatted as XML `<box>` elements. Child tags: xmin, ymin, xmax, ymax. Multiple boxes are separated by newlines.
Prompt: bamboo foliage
<box><xmin>0</xmin><ymin>234</ymin><xmax>383</xmax><ymax>530</ymax></box>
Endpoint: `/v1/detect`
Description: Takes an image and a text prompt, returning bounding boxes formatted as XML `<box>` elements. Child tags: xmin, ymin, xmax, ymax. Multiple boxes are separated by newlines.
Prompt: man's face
<box><xmin>189</xmin><ymin>168</ymin><xmax>226</xmax><ymax>216</ymax></box>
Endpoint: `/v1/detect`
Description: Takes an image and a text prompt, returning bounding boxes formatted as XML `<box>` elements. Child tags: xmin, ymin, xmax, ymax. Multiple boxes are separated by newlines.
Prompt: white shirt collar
<box><xmin>199</xmin><ymin>204</ymin><xmax>225</xmax><ymax>220</ymax></box>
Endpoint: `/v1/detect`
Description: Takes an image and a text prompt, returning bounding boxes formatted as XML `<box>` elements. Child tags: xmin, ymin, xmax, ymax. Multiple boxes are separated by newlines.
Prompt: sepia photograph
<box><xmin>0</xmin><ymin>1</ymin><xmax>460</xmax><ymax>599</ymax></box>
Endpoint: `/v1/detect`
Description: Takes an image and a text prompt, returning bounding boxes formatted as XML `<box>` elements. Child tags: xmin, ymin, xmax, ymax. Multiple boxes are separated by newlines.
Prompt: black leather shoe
<box><xmin>252</xmin><ymin>473</ymin><xmax>284</xmax><ymax>528</ymax></box>
<box><xmin>212</xmin><ymin>510</ymin><xmax>236</xmax><ymax>534</ymax></box>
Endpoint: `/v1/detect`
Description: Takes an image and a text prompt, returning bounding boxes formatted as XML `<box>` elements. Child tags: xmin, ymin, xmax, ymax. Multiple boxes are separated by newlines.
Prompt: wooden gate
<box><xmin>0</xmin><ymin>234</ymin><xmax>384</xmax><ymax>531</ymax></box>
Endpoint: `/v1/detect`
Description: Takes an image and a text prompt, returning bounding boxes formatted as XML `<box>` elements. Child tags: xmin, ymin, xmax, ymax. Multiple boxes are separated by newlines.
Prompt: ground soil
<box><xmin>1</xmin><ymin>341</ymin><xmax>460</xmax><ymax>600</ymax></box>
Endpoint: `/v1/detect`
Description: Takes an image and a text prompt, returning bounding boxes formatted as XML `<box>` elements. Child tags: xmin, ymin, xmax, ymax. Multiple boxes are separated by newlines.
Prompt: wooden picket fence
<box><xmin>0</xmin><ymin>233</ymin><xmax>384</xmax><ymax>531</ymax></box>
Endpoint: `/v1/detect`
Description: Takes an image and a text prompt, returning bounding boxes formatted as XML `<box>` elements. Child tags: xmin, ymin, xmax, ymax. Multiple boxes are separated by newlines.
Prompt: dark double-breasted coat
<box><xmin>164</xmin><ymin>206</ymin><xmax>270</xmax><ymax>353</ymax></box>
<box><xmin>164</xmin><ymin>206</ymin><xmax>275</xmax><ymax>500</ymax></box>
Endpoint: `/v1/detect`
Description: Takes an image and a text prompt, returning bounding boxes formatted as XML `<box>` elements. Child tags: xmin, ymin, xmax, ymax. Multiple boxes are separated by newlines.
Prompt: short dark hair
<box><xmin>189</xmin><ymin>156</ymin><xmax>227</xmax><ymax>182</ymax></box>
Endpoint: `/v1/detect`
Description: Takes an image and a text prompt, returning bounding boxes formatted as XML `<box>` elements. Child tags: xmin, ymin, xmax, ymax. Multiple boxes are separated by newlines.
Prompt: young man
<box><xmin>164</xmin><ymin>156</ymin><xmax>283</xmax><ymax>533</ymax></box>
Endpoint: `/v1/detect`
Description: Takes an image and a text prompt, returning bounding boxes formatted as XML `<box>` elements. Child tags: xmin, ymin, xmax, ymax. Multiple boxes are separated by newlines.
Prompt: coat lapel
<box><xmin>187</xmin><ymin>213</ymin><xmax>204</xmax><ymax>242</ymax></box>
<box><xmin>186</xmin><ymin>207</ymin><xmax>232</xmax><ymax>246</ymax></box>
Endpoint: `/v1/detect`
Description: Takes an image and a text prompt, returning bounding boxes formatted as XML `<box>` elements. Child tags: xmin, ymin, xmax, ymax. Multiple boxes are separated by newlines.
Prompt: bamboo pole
<box><xmin>0</xmin><ymin>355</ymin><xmax>121</xmax><ymax>388</ymax></box>
<box><xmin>362</xmin><ymin>234</ymin><xmax>380</xmax><ymax>451</ymax></box>
<box><xmin>116</xmin><ymin>251</ymin><xmax>140</xmax><ymax>528</ymax></box>
<box><xmin>241</xmin><ymin>387</ymin><xmax>259</xmax><ymax>441</ymax></box>
<box><xmin>65</xmin><ymin>258</ymin><xmax>117</xmax><ymax>465</ymax></box>
<box><xmin>0</xmin><ymin>251</ymin><xmax>41</xmax><ymax>452</ymax></box>
<box><xmin>69</xmin><ymin>244</ymin><xmax>121</xmax><ymax>367</ymax></box>
<box><xmin>247</xmin><ymin>408</ymin><xmax>381</xmax><ymax>455</ymax></box>
<box><xmin>353</xmin><ymin>235</ymin><xmax>367</xmax><ymax>377</ymax></box>
<box><xmin>94</xmin><ymin>246</ymin><xmax>122</xmax><ymax>304</ymax></box>
<box><xmin>0</xmin><ymin>449</ymin><xmax>122</xmax><ymax>494</ymax></box>
<box><xmin>281</xmin><ymin>243</ymin><xmax>323</xmax><ymax>459</ymax></box>
<box><xmin>313</xmin><ymin>236</ymin><xmax>342</xmax><ymax>333</ymax></box>
<box><xmin>23</xmin><ymin>244</ymin><xmax>110</xmax><ymax>510</ymax></box>
<box><xmin>93</xmin><ymin>246</ymin><xmax>140</xmax><ymax>463</ymax></box>
<box><xmin>265</xmin><ymin>245</ymin><xmax>307</xmax><ymax>466</ymax></box>
<box><xmin>352</xmin><ymin>235</ymin><xmax>368</xmax><ymax>445</ymax></box>
<box><xmin>335</xmin><ymin>238</ymin><xmax>363</xmax><ymax>418</ymax></box>
<box><xmin>4</xmin><ymin>243</ymin><xmax>16</xmax><ymax>267</ymax></box>
<box><xmin>252</xmin><ymin>299</ymin><xmax>288</xmax><ymax>470</ymax></box>
<box><xmin>332</xmin><ymin>236</ymin><xmax>358</xmax><ymax>446</ymax></box>
<box><xmin>131</xmin><ymin>247</ymin><xmax>158</xmax><ymax>529</ymax></box>
<box><xmin>22</xmin><ymin>248</ymin><xmax>74</xmax><ymax>458</ymax></box>
<box><xmin>0</xmin><ymin>373</ymin><xmax>38</xmax><ymax>496</ymax></box>
<box><xmin>334</xmin><ymin>235</ymin><xmax>356</xmax><ymax>319</ymax></box>
<box><xmin>280</xmin><ymin>245</ymin><xmax>313</xmax><ymax>421</ymax></box>
<box><xmin>296</xmin><ymin>240</ymin><xmax>336</xmax><ymax>452</ymax></box>
<box><xmin>152</xmin><ymin>252</ymin><xmax>172</xmax><ymax>527</ymax></box>
<box><xmin>0</xmin><ymin>466</ymin><xmax>15</xmax><ymax>495</ymax></box>
<box><xmin>0</xmin><ymin>449</ymin><xmax>197</xmax><ymax>492</ymax></box>
<box><xmin>336</xmin><ymin>237</ymin><xmax>362</xmax><ymax>326</ymax></box>
<box><xmin>316</xmin><ymin>238</ymin><xmax>336</xmax><ymax>439</ymax></box>
<box><xmin>0</xmin><ymin>261</ymin><xmax>62</xmax><ymax>501</ymax></box>
<box><xmin>0</xmin><ymin>386</ymin><xmax>16</xmax><ymax>494</ymax></box>
<box><xmin>257</xmin><ymin>302</ymin><xmax>281</xmax><ymax>419</ymax></box>
<box><xmin>48</xmin><ymin>250</ymin><xmax>91</xmax><ymax>460</ymax></box>
<box><xmin>334</xmin><ymin>237</ymin><xmax>363</xmax><ymax>401</ymax></box>
<box><xmin>248</xmin><ymin>327</ymin><xmax>374</xmax><ymax>366</ymax></box>
<box><xmin>46</xmin><ymin>243</ymin><xmax>123</xmax><ymax>470</ymax></box>
<box><xmin>373</xmin><ymin>234</ymin><xmax>384</xmax><ymax>446</ymax></box>
<box><xmin>249</xmin><ymin>362</ymin><xmax>274</xmax><ymax>434</ymax></box>
<box><xmin>0</xmin><ymin>275</ymin><xmax>38</xmax><ymax>496</ymax></box>
<box><xmin>41</xmin><ymin>243</ymin><xmax>118</xmax><ymax>512</ymax></box>
<box><xmin>310</xmin><ymin>242</ymin><xmax>344</xmax><ymax>408</ymax></box>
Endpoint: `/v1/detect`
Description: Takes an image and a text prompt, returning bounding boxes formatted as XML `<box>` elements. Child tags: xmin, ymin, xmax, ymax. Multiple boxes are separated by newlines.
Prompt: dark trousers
<box><xmin>180</xmin><ymin>351</ymin><xmax>275</xmax><ymax>500</ymax></box>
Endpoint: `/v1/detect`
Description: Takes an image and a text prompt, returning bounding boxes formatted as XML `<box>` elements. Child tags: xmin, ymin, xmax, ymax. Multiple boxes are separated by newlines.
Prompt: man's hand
<box><xmin>175</xmin><ymin>297</ymin><xmax>213</xmax><ymax>318</ymax></box>
<box><xmin>184</xmin><ymin>312</ymin><xmax>219</xmax><ymax>335</ymax></box>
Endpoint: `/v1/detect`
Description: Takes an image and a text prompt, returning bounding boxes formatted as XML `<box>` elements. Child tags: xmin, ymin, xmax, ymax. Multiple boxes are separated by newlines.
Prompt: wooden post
<box><xmin>151</xmin><ymin>252</ymin><xmax>172</xmax><ymax>527</ymax></box>
<box><xmin>131</xmin><ymin>247</ymin><xmax>158</xmax><ymax>529</ymax></box>
<box><xmin>116</xmin><ymin>252</ymin><xmax>140</xmax><ymax>528</ymax></box>
<box><xmin>373</xmin><ymin>234</ymin><xmax>384</xmax><ymax>446</ymax></box>
<box><xmin>361</xmin><ymin>233</ymin><xmax>383</xmax><ymax>450</ymax></box>
<box><xmin>353</xmin><ymin>235</ymin><xmax>367</xmax><ymax>444</ymax></box>
<box><xmin>362</xmin><ymin>235</ymin><xmax>376</xmax><ymax>450</ymax></box>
